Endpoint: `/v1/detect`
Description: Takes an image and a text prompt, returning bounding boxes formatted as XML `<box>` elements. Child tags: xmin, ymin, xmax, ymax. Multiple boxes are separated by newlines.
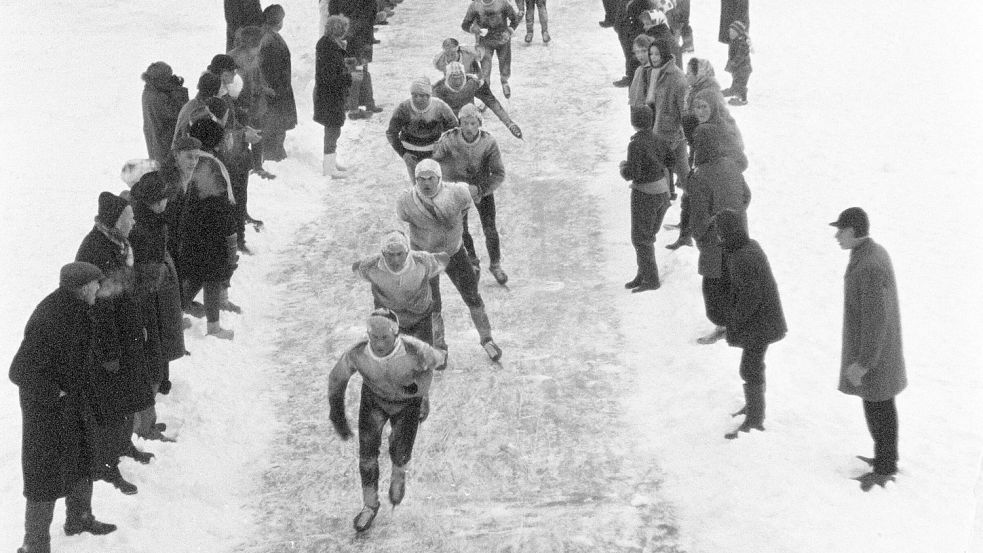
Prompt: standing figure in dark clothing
<box><xmin>258</xmin><ymin>5</ymin><xmax>298</xmax><ymax>161</ymax></box>
<box><xmin>10</xmin><ymin>262</ymin><xmax>118</xmax><ymax>553</ymax></box>
<box><xmin>612</xmin><ymin>0</ymin><xmax>645</xmax><ymax>87</ymax></box>
<box><xmin>75</xmin><ymin>192</ymin><xmax>157</xmax><ymax>496</ymax></box>
<box><xmin>224</xmin><ymin>0</ymin><xmax>264</xmax><ymax>51</ymax></box>
<box><xmin>521</xmin><ymin>0</ymin><xmax>549</xmax><ymax>43</ymax></box>
<box><xmin>141</xmin><ymin>62</ymin><xmax>189</xmax><ymax>164</ymax></box>
<box><xmin>314</xmin><ymin>15</ymin><xmax>354</xmax><ymax>179</ymax></box>
<box><xmin>327</xmin><ymin>0</ymin><xmax>383</xmax><ymax>119</ymax></box>
<box><xmin>722</xmin><ymin>21</ymin><xmax>752</xmax><ymax>105</ymax></box>
<box><xmin>620</xmin><ymin>105</ymin><xmax>671</xmax><ymax>292</ymax></box>
<box><xmin>713</xmin><ymin>209</ymin><xmax>786</xmax><ymax>440</ymax></box>
<box><xmin>830</xmin><ymin>207</ymin><xmax>907</xmax><ymax>492</ymax></box>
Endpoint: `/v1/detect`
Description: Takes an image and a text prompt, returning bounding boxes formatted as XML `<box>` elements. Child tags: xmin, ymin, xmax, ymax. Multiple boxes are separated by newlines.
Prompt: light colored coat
<box><xmin>432</xmin><ymin>128</ymin><xmax>505</xmax><ymax>197</ymax></box>
<box><xmin>839</xmin><ymin>238</ymin><xmax>907</xmax><ymax>401</ymax></box>
<box><xmin>354</xmin><ymin>251</ymin><xmax>447</xmax><ymax>326</ymax></box>
<box><xmin>396</xmin><ymin>183</ymin><xmax>475</xmax><ymax>256</ymax></box>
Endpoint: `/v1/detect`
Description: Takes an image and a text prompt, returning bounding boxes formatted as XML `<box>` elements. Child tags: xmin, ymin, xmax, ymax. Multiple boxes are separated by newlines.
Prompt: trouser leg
<box><xmin>738</xmin><ymin>344</ymin><xmax>768</xmax><ymax>426</ymax></box>
<box><xmin>250</xmin><ymin>140</ymin><xmax>264</xmax><ymax>170</ymax></box>
<box><xmin>498</xmin><ymin>42</ymin><xmax>512</xmax><ymax>82</ymax></box>
<box><xmin>444</xmin><ymin>248</ymin><xmax>491</xmax><ymax>341</ymax></box>
<box><xmin>525</xmin><ymin>0</ymin><xmax>535</xmax><ymax>31</ymax></box>
<box><xmin>23</xmin><ymin>500</ymin><xmax>55</xmax><ymax>553</ymax></box>
<box><xmin>428</xmin><ymin>276</ymin><xmax>447</xmax><ymax>351</ymax></box>
<box><xmin>359</xmin><ymin>66</ymin><xmax>376</xmax><ymax>108</ymax></box>
<box><xmin>731</xmin><ymin>67</ymin><xmax>751</xmax><ymax>98</ymax></box>
<box><xmin>91</xmin><ymin>416</ymin><xmax>127</xmax><ymax>471</ymax></box>
<box><xmin>476</xmin><ymin>194</ymin><xmax>500</xmax><ymax>264</ymax></box>
<box><xmin>229</xmin><ymin>167</ymin><xmax>248</xmax><ymax>240</ymax></box>
<box><xmin>461</xmin><ymin>212</ymin><xmax>478</xmax><ymax>262</ymax></box>
<box><xmin>539</xmin><ymin>1</ymin><xmax>549</xmax><ymax>31</ymax></box>
<box><xmin>401</xmin><ymin>313</ymin><xmax>434</xmax><ymax>346</ymax></box>
<box><xmin>323</xmin><ymin>125</ymin><xmax>341</xmax><ymax>154</ymax></box>
<box><xmin>357</xmin><ymin>387</ymin><xmax>391</xmax><ymax>505</ymax></box>
<box><xmin>203</xmin><ymin>281</ymin><xmax>223</xmax><ymax>323</ymax></box>
<box><xmin>617</xmin><ymin>27</ymin><xmax>635</xmax><ymax>78</ymax></box>
<box><xmin>631</xmin><ymin>190</ymin><xmax>669</xmax><ymax>283</ymax></box>
<box><xmin>388</xmin><ymin>397</ymin><xmax>423</xmax><ymax>468</ymax></box>
<box><xmin>863</xmin><ymin>399</ymin><xmax>899</xmax><ymax>475</ymax></box>
<box><xmin>65</xmin><ymin>479</ymin><xmax>94</xmax><ymax>522</ymax></box>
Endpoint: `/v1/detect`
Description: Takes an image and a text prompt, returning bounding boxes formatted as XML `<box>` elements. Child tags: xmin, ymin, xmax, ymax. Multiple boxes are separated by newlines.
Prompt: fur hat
<box><xmin>189</xmin><ymin>118</ymin><xmax>225</xmax><ymax>151</ymax></box>
<box><xmin>207</xmin><ymin>54</ymin><xmax>237</xmax><ymax>75</ymax></box>
<box><xmin>410</xmin><ymin>76</ymin><xmax>432</xmax><ymax>96</ymax></box>
<box><xmin>414</xmin><ymin>158</ymin><xmax>441</xmax><ymax>178</ymax></box>
<box><xmin>458</xmin><ymin>103</ymin><xmax>482</xmax><ymax>124</ymax></box>
<box><xmin>197</xmin><ymin>71</ymin><xmax>222</xmax><ymax>97</ymax></box>
<box><xmin>172</xmin><ymin>135</ymin><xmax>202</xmax><ymax>152</ymax></box>
<box><xmin>130</xmin><ymin>171</ymin><xmax>168</xmax><ymax>205</ymax></box>
<box><xmin>381</xmin><ymin>230</ymin><xmax>410</xmax><ymax>254</ymax></box>
<box><xmin>630</xmin><ymin>106</ymin><xmax>653</xmax><ymax>130</ymax></box>
<box><xmin>59</xmin><ymin>262</ymin><xmax>104</xmax><ymax>290</ymax></box>
<box><xmin>120</xmin><ymin>158</ymin><xmax>160</xmax><ymax>187</ymax></box>
<box><xmin>96</xmin><ymin>192</ymin><xmax>129</xmax><ymax>226</ymax></box>
<box><xmin>728</xmin><ymin>20</ymin><xmax>748</xmax><ymax>38</ymax></box>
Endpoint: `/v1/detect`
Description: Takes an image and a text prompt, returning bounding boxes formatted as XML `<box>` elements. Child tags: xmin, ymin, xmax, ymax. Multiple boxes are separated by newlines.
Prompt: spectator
<box><xmin>718</xmin><ymin>0</ymin><xmax>748</xmax><ymax>44</ymax></box>
<box><xmin>10</xmin><ymin>262</ymin><xmax>117</xmax><ymax>553</ymax></box>
<box><xmin>723</xmin><ymin>20</ymin><xmax>752</xmax><ymax>105</ymax></box>
<box><xmin>314</xmin><ymin>15</ymin><xmax>354</xmax><ymax>179</ymax></box>
<box><xmin>224</xmin><ymin>0</ymin><xmax>263</xmax><ymax>51</ymax></box>
<box><xmin>258</xmin><ymin>5</ymin><xmax>298</xmax><ymax>161</ymax></box>
<box><xmin>141</xmin><ymin>62</ymin><xmax>189</xmax><ymax>164</ymax></box>
<box><xmin>612</xmin><ymin>0</ymin><xmax>646</xmax><ymax>87</ymax></box>
<box><xmin>172</xmin><ymin>71</ymin><xmax>222</xmax><ymax>148</ymax></box>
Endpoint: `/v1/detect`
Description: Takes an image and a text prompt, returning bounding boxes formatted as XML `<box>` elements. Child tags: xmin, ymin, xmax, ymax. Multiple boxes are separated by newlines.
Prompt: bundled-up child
<box><xmin>619</xmin><ymin>105</ymin><xmax>671</xmax><ymax>293</ymax></box>
<box><xmin>724</xmin><ymin>20</ymin><xmax>752</xmax><ymax>106</ymax></box>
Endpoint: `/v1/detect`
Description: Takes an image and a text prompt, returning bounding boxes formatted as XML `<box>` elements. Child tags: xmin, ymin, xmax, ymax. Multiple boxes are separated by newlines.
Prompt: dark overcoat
<box><xmin>688</xmin><ymin>155</ymin><xmax>751</xmax><ymax>278</ymax></box>
<box><xmin>9</xmin><ymin>289</ymin><xmax>96</xmax><ymax>501</ymax></box>
<box><xmin>328</xmin><ymin>0</ymin><xmax>377</xmax><ymax>62</ymax></box>
<box><xmin>130</xmin><ymin>202</ymin><xmax>186</xmax><ymax>383</ymax></box>
<box><xmin>313</xmin><ymin>36</ymin><xmax>352</xmax><ymax>127</ymax></box>
<box><xmin>838</xmin><ymin>238</ymin><xmax>907</xmax><ymax>402</ymax></box>
<box><xmin>718</xmin><ymin>0</ymin><xmax>749</xmax><ymax>44</ymax></box>
<box><xmin>178</xmin><ymin>191</ymin><xmax>238</xmax><ymax>283</ymax></box>
<box><xmin>142</xmin><ymin>77</ymin><xmax>189</xmax><ymax>163</ymax></box>
<box><xmin>75</xmin><ymin>227</ymin><xmax>156</xmax><ymax>419</ymax></box>
<box><xmin>259</xmin><ymin>30</ymin><xmax>298</xmax><ymax>131</ymax></box>
<box><xmin>722</xmin><ymin>237</ymin><xmax>786</xmax><ymax>347</ymax></box>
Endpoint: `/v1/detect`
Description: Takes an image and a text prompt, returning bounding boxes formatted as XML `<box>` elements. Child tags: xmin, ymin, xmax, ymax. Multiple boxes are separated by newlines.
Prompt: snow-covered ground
<box><xmin>1</xmin><ymin>0</ymin><xmax>982</xmax><ymax>552</ymax></box>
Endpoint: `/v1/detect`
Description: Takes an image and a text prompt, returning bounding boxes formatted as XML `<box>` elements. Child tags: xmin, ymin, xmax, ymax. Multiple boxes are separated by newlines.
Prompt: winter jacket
<box><xmin>386</xmin><ymin>98</ymin><xmax>458</xmax><ymax>156</ymax></box>
<box><xmin>9</xmin><ymin>288</ymin><xmax>96</xmax><ymax>501</ymax></box>
<box><xmin>396</xmin><ymin>183</ymin><xmax>475</xmax><ymax>256</ymax></box>
<box><xmin>725</xmin><ymin>36</ymin><xmax>752</xmax><ymax>73</ymax></box>
<box><xmin>178</xmin><ymin>160</ymin><xmax>238</xmax><ymax>283</ymax></box>
<box><xmin>354</xmin><ymin>251</ymin><xmax>447</xmax><ymax>327</ymax></box>
<box><xmin>328</xmin><ymin>336</ymin><xmax>444</xmax><ymax>424</ymax></box>
<box><xmin>258</xmin><ymin>29</ymin><xmax>298</xmax><ymax>131</ymax></box>
<box><xmin>129</xmin><ymin>202</ymin><xmax>186</xmax><ymax>381</ymax></box>
<box><xmin>721</xmin><ymin>235</ymin><xmax>786</xmax><ymax>348</ymax></box>
<box><xmin>313</xmin><ymin>36</ymin><xmax>352</xmax><ymax>127</ymax></box>
<box><xmin>75</xmin><ymin>227</ymin><xmax>155</xmax><ymax>420</ymax></box>
<box><xmin>224</xmin><ymin>0</ymin><xmax>263</xmax><ymax>50</ymax></box>
<box><xmin>142</xmin><ymin>75</ymin><xmax>189</xmax><ymax>163</ymax></box>
<box><xmin>688</xmin><ymin>155</ymin><xmax>751</xmax><ymax>278</ymax></box>
<box><xmin>621</xmin><ymin>130</ymin><xmax>670</xmax><ymax>195</ymax></box>
<box><xmin>461</xmin><ymin>0</ymin><xmax>520</xmax><ymax>46</ymax></box>
<box><xmin>718</xmin><ymin>0</ymin><xmax>749</xmax><ymax>44</ymax></box>
<box><xmin>629</xmin><ymin>59</ymin><xmax>687</xmax><ymax>142</ymax></box>
<box><xmin>838</xmin><ymin>238</ymin><xmax>907</xmax><ymax>402</ymax></box>
<box><xmin>432</xmin><ymin>128</ymin><xmax>505</xmax><ymax>198</ymax></box>
<box><xmin>433</xmin><ymin>46</ymin><xmax>483</xmax><ymax>76</ymax></box>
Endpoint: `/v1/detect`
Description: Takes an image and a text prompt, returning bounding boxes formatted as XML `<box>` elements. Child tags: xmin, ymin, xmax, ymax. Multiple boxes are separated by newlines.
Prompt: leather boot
<box><xmin>207</xmin><ymin>321</ymin><xmax>234</xmax><ymax>340</ymax></box>
<box><xmin>353</xmin><ymin>487</ymin><xmax>381</xmax><ymax>532</ymax></box>
<box><xmin>725</xmin><ymin>384</ymin><xmax>766</xmax><ymax>439</ymax></box>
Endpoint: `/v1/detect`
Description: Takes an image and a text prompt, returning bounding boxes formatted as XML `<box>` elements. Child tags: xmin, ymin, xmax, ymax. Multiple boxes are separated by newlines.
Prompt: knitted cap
<box><xmin>414</xmin><ymin>158</ymin><xmax>441</xmax><ymax>178</ymax></box>
<box><xmin>458</xmin><ymin>103</ymin><xmax>482</xmax><ymax>124</ymax></box>
<box><xmin>96</xmin><ymin>192</ymin><xmax>129</xmax><ymax>226</ymax></box>
<box><xmin>729</xmin><ymin>20</ymin><xmax>748</xmax><ymax>37</ymax></box>
<box><xmin>410</xmin><ymin>76</ymin><xmax>432</xmax><ymax>96</ymax></box>
<box><xmin>381</xmin><ymin>230</ymin><xmax>410</xmax><ymax>254</ymax></box>
<box><xmin>367</xmin><ymin>307</ymin><xmax>399</xmax><ymax>333</ymax></box>
<box><xmin>60</xmin><ymin>262</ymin><xmax>104</xmax><ymax>290</ymax></box>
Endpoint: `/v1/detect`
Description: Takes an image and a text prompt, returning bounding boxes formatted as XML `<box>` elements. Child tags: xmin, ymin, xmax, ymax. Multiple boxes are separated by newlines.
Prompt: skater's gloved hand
<box><xmin>419</xmin><ymin>396</ymin><xmax>430</xmax><ymax>422</ymax></box>
<box><xmin>102</xmin><ymin>360</ymin><xmax>121</xmax><ymax>374</ymax></box>
<box><xmin>331</xmin><ymin>417</ymin><xmax>353</xmax><ymax>440</ymax></box>
<box><xmin>845</xmin><ymin>362</ymin><xmax>868</xmax><ymax>387</ymax></box>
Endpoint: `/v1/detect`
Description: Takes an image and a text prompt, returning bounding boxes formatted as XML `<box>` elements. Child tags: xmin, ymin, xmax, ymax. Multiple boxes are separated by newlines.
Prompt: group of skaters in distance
<box><xmin>8</xmin><ymin>1</ymin><xmax>908</xmax><ymax>551</ymax></box>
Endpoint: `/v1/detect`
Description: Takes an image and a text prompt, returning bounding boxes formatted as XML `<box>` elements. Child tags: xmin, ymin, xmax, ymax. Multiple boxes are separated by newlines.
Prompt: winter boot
<box><xmin>624</xmin><ymin>275</ymin><xmax>643</xmax><ymax>289</ymax></box>
<box><xmin>95</xmin><ymin>465</ymin><xmax>138</xmax><ymax>495</ymax></box>
<box><xmin>725</xmin><ymin>384</ymin><xmax>765</xmax><ymax>439</ymax></box>
<box><xmin>123</xmin><ymin>442</ymin><xmax>155</xmax><ymax>464</ymax></box>
<box><xmin>542</xmin><ymin>26</ymin><xmax>550</xmax><ymax>43</ymax></box>
<box><xmin>502</xmin><ymin>82</ymin><xmax>511</xmax><ymax>99</ymax></box>
<box><xmin>720</xmin><ymin>87</ymin><xmax>736</xmax><ymax>97</ymax></box>
<box><xmin>489</xmin><ymin>263</ymin><xmax>509</xmax><ymax>285</ymax></box>
<box><xmin>728</xmin><ymin>95</ymin><xmax>748</xmax><ymax>106</ymax></box>
<box><xmin>389</xmin><ymin>464</ymin><xmax>407</xmax><ymax>505</ymax></box>
<box><xmin>21</xmin><ymin>500</ymin><xmax>55</xmax><ymax>553</ymax></box>
<box><xmin>322</xmin><ymin>153</ymin><xmax>348</xmax><ymax>179</ymax></box>
<box><xmin>506</xmin><ymin>121</ymin><xmax>523</xmax><ymax>139</ymax></box>
<box><xmin>353</xmin><ymin>487</ymin><xmax>381</xmax><ymax>532</ymax></box>
<box><xmin>206</xmin><ymin>321</ymin><xmax>234</xmax><ymax>340</ymax></box>
<box><xmin>219</xmin><ymin>288</ymin><xmax>241</xmax><ymax>314</ymax></box>
<box><xmin>665</xmin><ymin>234</ymin><xmax>693</xmax><ymax>250</ymax></box>
<box><xmin>697</xmin><ymin>326</ymin><xmax>726</xmax><ymax>345</ymax></box>
<box><xmin>524</xmin><ymin>30</ymin><xmax>533</xmax><ymax>43</ymax></box>
<box><xmin>481</xmin><ymin>337</ymin><xmax>503</xmax><ymax>361</ymax></box>
<box><xmin>64</xmin><ymin>514</ymin><xmax>117</xmax><ymax>537</ymax></box>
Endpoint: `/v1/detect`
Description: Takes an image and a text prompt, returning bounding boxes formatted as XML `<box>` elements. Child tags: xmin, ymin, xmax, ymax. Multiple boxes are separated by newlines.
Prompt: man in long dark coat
<box><xmin>258</xmin><ymin>4</ymin><xmax>297</xmax><ymax>161</ymax></box>
<box><xmin>224</xmin><ymin>0</ymin><xmax>264</xmax><ymax>51</ymax></box>
<box><xmin>831</xmin><ymin>207</ymin><xmax>907</xmax><ymax>492</ymax></box>
<box><xmin>718</xmin><ymin>0</ymin><xmax>748</xmax><ymax>43</ymax></box>
<box><xmin>10</xmin><ymin>262</ymin><xmax>117</xmax><ymax>553</ymax></box>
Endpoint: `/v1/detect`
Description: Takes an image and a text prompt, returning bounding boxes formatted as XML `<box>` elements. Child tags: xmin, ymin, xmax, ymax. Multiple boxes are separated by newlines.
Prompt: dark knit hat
<box><xmin>830</xmin><ymin>207</ymin><xmax>869</xmax><ymax>236</ymax></box>
<box><xmin>142</xmin><ymin>61</ymin><xmax>173</xmax><ymax>83</ymax></box>
<box><xmin>197</xmin><ymin>71</ymin><xmax>222</xmax><ymax>97</ymax></box>
<box><xmin>207</xmin><ymin>54</ymin><xmax>237</xmax><ymax>75</ymax></box>
<box><xmin>172</xmin><ymin>135</ymin><xmax>202</xmax><ymax>152</ymax></box>
<box><xmin>189</xmin><ymin>118</ymin><xmax>225</xmax><ymax>150</ymax></box>
<box><xmin>130</xmin><ymin>171</ymin><xmax>168</xmax><ymax>205</ymax></box>
<box><xmin>96</xmin><ymin>191</ymin><xmax>129</xmax><ymax>226</ymax></box>
<box><xmin>630</xmin><ymin>106</ymin><xmax>653</xmax><ymax>130</ymax></box>
<box><xmin>60</xmin><ymin>262</ymin><xmax>104</xmax><ymax>290</ymax></box>
<box><xmin>729</xmin><ymin>20</ymin><xmax>748</xmax><ymax>38</ymax></box>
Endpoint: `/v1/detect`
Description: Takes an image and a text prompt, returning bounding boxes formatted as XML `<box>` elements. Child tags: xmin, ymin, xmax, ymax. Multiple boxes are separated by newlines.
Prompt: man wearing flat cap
<box><xmin>352</xmin><ymin>230</ymin><xmax>449</xmax><ymax>345</ymax></box>
<box><xmin>831</xmin><ymin>207</ymin><xmax>907</xmax><ymax>492</ymax></box>
<box><xmin>328</xmin><ymin>308</ymin><xmax>446</xmax><ymax>532</ymax></box>
<box><xmin>10</xmin><ymin>262</ymin><xmax>118</xmax><ymax>553</ymax></box>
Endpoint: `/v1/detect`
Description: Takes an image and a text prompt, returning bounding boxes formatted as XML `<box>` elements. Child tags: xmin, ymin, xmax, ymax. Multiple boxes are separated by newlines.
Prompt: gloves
<box><xmin>102</xmin><ymin>360</ymin><xmax>121</xmax><ymax>374</ymax></box>
<box><xmin>329</xmin><ymin>392</ymin><xmax>352</xmax><ymax>440</ymax></box>
<box><xmin>419</xmin><ymin>396</ymin><xmax>430</xmax><ymax>422</ymax></box>
<box><xmin>845</xmin><ymin>362</ymin><xmax>868</xmax><ymax>387</ymax></box>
